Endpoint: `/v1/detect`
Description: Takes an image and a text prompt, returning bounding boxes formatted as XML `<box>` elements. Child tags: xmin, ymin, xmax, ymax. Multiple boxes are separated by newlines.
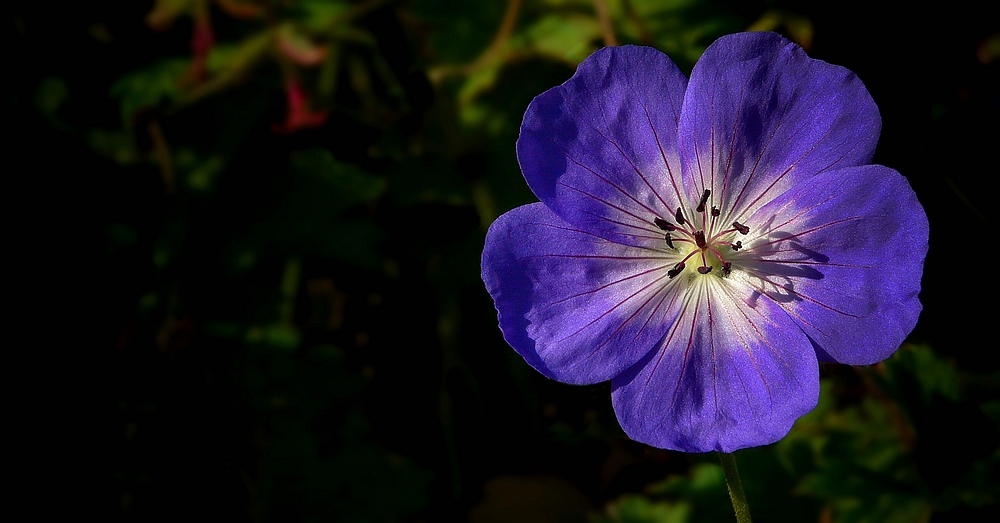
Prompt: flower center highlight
<box><xmin>652</xmin><ymin>190</ymin><xmax>749</xmax><ymax>279</ymax></box>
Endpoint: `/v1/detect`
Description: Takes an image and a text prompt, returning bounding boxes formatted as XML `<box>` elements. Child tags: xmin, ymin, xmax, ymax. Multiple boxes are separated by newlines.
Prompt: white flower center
<box><xmin>653</xmin><ymin>189</ymin><xmax>749</xmax><ymax>279</ymax></box>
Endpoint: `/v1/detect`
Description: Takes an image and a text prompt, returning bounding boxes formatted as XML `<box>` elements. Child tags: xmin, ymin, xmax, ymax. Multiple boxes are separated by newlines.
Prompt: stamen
<box><xmin>731</xmin><ymin>240</ymin><xmax>742</xmax><ymax>251</ymax></box>
<box><xmin>696</xmin><ymin>189</ymin><xmax>711</xmax><ymax>213</ymax></box>
<box><xmin>732</xmin><ymin>221</ymin><xmax>749</xmax><ymax>235</ymax></box>
<box><xmin>694</xmin><ymin>231</ymin><xmax>706</xmax><ymax>249</ymax></box>
<box><xmin>654</xmin><ymin>217</ymin><xmax>677</xmax><ymax>231</ymax></box>
<box><xmin>664</xmin><ymin>233</ymin><xmax>674</xmax><ymax>249</ymax></box>
<box><xmin>667</xmin><ymin>262</ymin><xmax>686</xmax><ymax>279</ymax></box>
<box><xmin>674</xmin><ymin>207</ymin><xmax>686</xmax><ymax>225</ymax></box>
<box><xmin>698</xmin><ymin>266</ymin><xmax>713</xmax><ymax>274</ymax></box>
<box><xmin>711</xmin><ymin>206</ymin><xmax>720</xmax><ymax>217</ymax></box>
<box><xmin>721</xmin><ymin>262</ymin><xmax>732</xmax><ymax>276</ymax></box>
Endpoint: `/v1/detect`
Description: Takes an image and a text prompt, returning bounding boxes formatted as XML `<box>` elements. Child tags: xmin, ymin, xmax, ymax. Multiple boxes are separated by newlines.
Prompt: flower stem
<box><xmin>719</xmin><ymin>452</ymin><xmax>752</xmax><ymax>523</ymax></box>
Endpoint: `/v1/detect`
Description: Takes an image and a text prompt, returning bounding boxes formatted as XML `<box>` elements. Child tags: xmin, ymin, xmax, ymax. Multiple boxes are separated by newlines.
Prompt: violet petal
<box><xmin>517</xmin><ymin>45</ymin><xmax>689</xmax><ymax>248</ymax></box>
<box><xmin>482</xmin><ymin>203</ymin><xmax>681</xmax><ymax>384</ymax></box>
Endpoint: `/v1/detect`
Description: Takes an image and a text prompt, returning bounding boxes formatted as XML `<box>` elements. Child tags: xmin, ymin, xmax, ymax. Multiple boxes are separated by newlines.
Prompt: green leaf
<box><xmin>109</xmin><ymin>58</ymin><xmax>189</xmax><ymax>128</ymax></box>
<box><xmin>410</xmin><ymin>0</ymin><xmax>506</xmax><ymax>64</ymax></box>
<box><xmin>298</xmin><ymin>0</ymin><xmax>353</xmax><ymax>33</ymax></box>
<box><xmin>885</xmin><ymin>343</ymin><xmax>963</xmax><ymax>403</ymax></box>
<box><xmin>596</xmin><ymin>495</ymin><xmax>691</xmax><ymax>523</ymax></box>
<box><xmin>517</xmin><ymin>13</ymin><xmax>601</xmax><ymax>65</ymax></box>
<box><xmin>33</xmin><ymin>76</ymin><xmax>69</xmax><ymax>116</ymax></box>
<box><xmin>289</xmin><ymin>148</ymin><xmax>386</xmax><ymax>213</ymax></box>
<box><xmin>775</xmin><ymin>375</ymin><xmax>933</xmax><ymax>523</ymax></box>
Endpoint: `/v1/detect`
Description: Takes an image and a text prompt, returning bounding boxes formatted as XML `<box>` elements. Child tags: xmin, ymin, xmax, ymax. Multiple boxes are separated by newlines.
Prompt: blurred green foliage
<box><xmin>15</xmin><ymin>0</ymin><xmax>998</xmax><ymax>521</ymax></box>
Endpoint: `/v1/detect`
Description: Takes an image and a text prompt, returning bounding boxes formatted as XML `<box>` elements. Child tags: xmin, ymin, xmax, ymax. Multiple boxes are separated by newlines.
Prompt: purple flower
<box><xmin>481</xmin><ymin>32</ymin><xmax>928</xmax><ymax>453</ymax></box>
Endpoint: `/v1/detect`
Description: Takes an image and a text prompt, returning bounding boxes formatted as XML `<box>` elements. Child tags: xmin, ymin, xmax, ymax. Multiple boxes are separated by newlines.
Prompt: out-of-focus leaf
<box><xmin>110</xmin><ymin>59</ymin><xmax>189</xmax><ymax>127</ymax></box>
<box><xmin>246</xmin><ymin>323</ymin><xmax>300</xmax><ymax>351</ymax></box>
<box><xmin>410</xmin><ymin>0</ymin><xmax>505</xmax><ymax>64</ymax></box>
<box><xmin>299</xmin><ymin>0</ymin><xmax>353</xmax><ymax>33</ymax></box>
<box><xmin>884</xmin><ymin>343</ymin><xmax>962</xmax><ymax>403</ymax></box>
<box><xmin>645</xmin><ymin>463</ymin><xmax>731</xmax><ymax>522</ymax></box>
<box><xmin>619</xmin><ymin>0</ymin><xmax>741</xmax><ymax>70</ymax></box>
<box><xmin>180</xmin><ymin>29</ymin><xmax>274</xmax><ymax>106</ymax></box>
<box><xmin>289</xmin><ymin>148</ymin><xmax>386</xmax><ymax>213</ymax></box>
<box><xmin>593</xmin><ymin>494</ymin><xmax>690</xmax><ymax>523</ymax></box>
<box><xmin>777</xmin><ymin>379</ymin><xmax>932</xmax><ymax>523</ymax></box>
<box><xmin>978</xmin><ymin>33</ymin><xmax>1000</xmax><ymax>64</ymax></box>
<box><xmin>516</xmin><ymin>13</ymin><xmax>600</xmax><ymax>65</ymax></box>
<box><xmin>204</xmin><ymin>30</ymin><xmax>273</xmax><ymax>76</ymax></box>
<box><xmin>178</xmin><ymin>150</ymin><xmax>225</xmax><ymax>194</ymax></box>
<box><xmin>277</xmin><ymin>22</ymin><xmax>328</xmax><ymax>66</ymax></box>
<box><xmin>747</xmin><ymin>10</ymin><xmax>814</xmax><ymax>51</ymax></box>
<box><xmin>936</xmin><ymin>448</ymin><xmax>1000</xmax><ymax>510</ymax></box>
<box><xmin>34</xmin><ymin>76</ymin><xmax>69</xmax><ymax>116</ymax></box>
<box><xmin>145</xmin><ymin>0</ymin><xmax>198</xmax><ymax>31</ymax></box>
<box><xmin>331</xmin><ymin>443</ymin><xmax>434</xmax><ymax>521</ymax></box>
<box><xmin>445</xmin><ymin>7</ymin><xmax>598</xmax><ymax>125</ymax></box>
<box><xmin>215</xmin><ymin>0</ymin><xmax>267</xmax><ymax>20</ymax></box>
<box><xmin>87</xmin><ymin>128</ymin><xmax>139</xmax><ymax>165</ymax></box>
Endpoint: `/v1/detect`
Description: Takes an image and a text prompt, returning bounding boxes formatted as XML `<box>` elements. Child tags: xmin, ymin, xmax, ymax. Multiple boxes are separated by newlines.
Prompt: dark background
<box><xmin>11</xmin><ymin>0</ymin><xmax>998</xmax><ymax>521</ymax></box>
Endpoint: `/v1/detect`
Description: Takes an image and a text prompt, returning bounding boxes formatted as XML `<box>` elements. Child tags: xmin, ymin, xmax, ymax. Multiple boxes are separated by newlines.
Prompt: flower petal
<box><xmin>517</xmin><ymin>45</ymin><xmax>689</xmax><ymax>248</ymax></box>
<box><xmin>482</xmin><ymin>203</ymin><xmax>681</xmax><ymax>384</ymax></box>
<box><xmin>741</xmin><ymin>164</ymin><xmax>928</xmax><ymax>364</ymax></box>
<box><xmin>677</xmin><ymin>32</ymin><xmax>881</xmax><ymax>223</ymax></box>
<box><xmin>611</xmin><ymin>280</ymin><xmax>819</xmax><ymax>452</ymax></box>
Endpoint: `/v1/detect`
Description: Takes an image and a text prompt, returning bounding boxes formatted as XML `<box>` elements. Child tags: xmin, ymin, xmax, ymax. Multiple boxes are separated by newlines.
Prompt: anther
<box><xmin>696</xmin><ymin>189</ymin><xmax>711</xmax><ymax>213</ymax></box>
<box><xmin>664</xmin><ymin>233</ymin><xmax>674</xmax><ymax>249</ymax></box>
<box><xmin>721</xmin><ymin>262</ymin><xmax>732</xmax><ymax>276</ymax></box>
<box><xmin>654</xmin><ymin>217</ymin><xmax>676</xmax><ymax>231</ymax></box>
<box><xmin>731</xmin><ymin>240</ymin><xmax>742</xmax><ymax>251</ymax></box>
<box><xmin>732</xmin><ymin>221</ymin><xmax>749</xmax><ymax>235</ymax></box>
<box><xmin>694</xmin><ymin>231</ymin><xmax>706</xmax><ymax>249</ymax></box>
<box><xmin>697</xmin><ymin>265</ymin><xmax>713</xmax><ymax>274</ymax></box>
<box><xmin>667</xmin><ymin>262</ymin><xmax>686</xmax><ymax>279</ymax></box>
<box><xmin>711</xmin><ymin>206</ymin><xmax>720</xmax><ymax>217</ymax></box>
<box><xmin>674</xmin><ymin>207</ymin><xmax>686</xmax><ymax>225</ymax></box>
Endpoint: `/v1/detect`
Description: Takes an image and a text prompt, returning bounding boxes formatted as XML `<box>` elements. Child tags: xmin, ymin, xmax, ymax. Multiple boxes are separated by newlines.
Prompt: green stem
<box><xmin>719</xmin><ymin>452</ymin><xmax>752</xmax><ymax>523</ymax></box>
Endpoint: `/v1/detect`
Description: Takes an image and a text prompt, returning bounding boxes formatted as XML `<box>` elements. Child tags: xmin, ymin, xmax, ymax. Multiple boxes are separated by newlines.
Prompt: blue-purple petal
<box><xmin>677</xmin><ymin>32</ymin><xmax>881</xmax><ymax>222</ymax></box>
<box><xmin>482</xmin><ymin>203</ymin><xmax>681</xmax><ymax>384</ymax></box>
<box><xmin>742</xmin><ymin>164</ymin><xmax>928</xmax><ymax>364</ymax></box>
<box><xmin>611</xmin><ymin>281</ymin><xmax>819</xmax><ymax>452</ymax></box>
<box><xmin>517</xmin><ymin>45</ymin><xmax>689</xmax><ymax>248</ymax></box>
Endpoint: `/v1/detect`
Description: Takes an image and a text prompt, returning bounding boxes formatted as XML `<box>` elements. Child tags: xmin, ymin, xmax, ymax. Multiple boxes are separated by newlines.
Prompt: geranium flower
<box><xmin>481</xmin><ymin>32</ymin><xmax>927</xmax><ymax>453</ymax></box>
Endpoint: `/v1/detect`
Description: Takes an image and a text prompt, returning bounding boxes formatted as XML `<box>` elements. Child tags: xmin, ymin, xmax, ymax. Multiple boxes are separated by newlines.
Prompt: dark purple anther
<box><xmin>654</xmin><ymin>217</ymin><xmax>676</xmax><ymax>231</ymax></box>
<box><xmin>668</xmin><ymin>262</ymin><xmax>686</xmax><ymax>279</ymax></box>
<box><xmin>732</xmin><ymin>221</ymin><xmax>749</xmax><ymax>235</ymax></box>
<box><xmin>664</xmin><ymin>233</ymin><xmax>674</xmax><ymax>249</ymax></box>
<box><xmin>731</xmin><ymin>240</ymin><xmax>742</xmax><ymax>251</ymax></box>
<box><xmin>695</xmin><ymin>231</ymin><xmax>706</xmax><ymax>249</ymax></box>
<box><xmin>675</xmin><ymin>207</ymin><xmax>686</xmax><ymax>225</ymax></box>
<box><xmin>696</xmin><ymin>189</ymin><xmax>711</xmax><ymax>212</ymax></box>
<box><xmin>711</xmin><ymin>206</ymin><xmax>720</xmax><ymax>217</ymax></box>
<box><xmin>722</xmin><ymin>262</ymin><xmax>732</xmax><ymax>276</ymax></box>
<box><xmin>698</xmin><ymin>266</ymin><xmax>713</xmax><ymax>274</ymax></box>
